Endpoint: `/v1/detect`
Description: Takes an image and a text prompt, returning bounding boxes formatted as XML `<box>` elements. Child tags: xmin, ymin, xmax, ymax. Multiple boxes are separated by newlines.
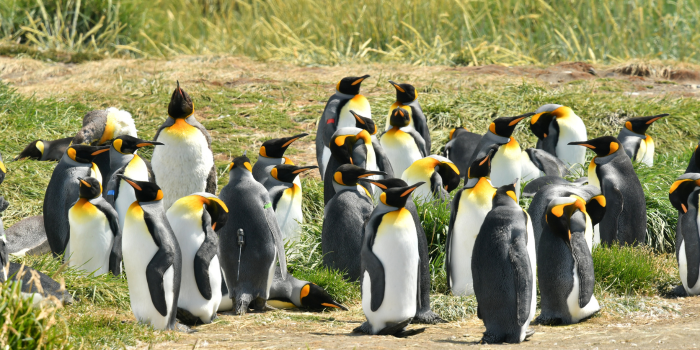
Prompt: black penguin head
<box><xmin>529</xmin><ymin>112</ymin><xmax>556</xmax><ymax>140</ymax></box>
<box><xmin>569</xmin><ymin>136</ymin><xmax>622</xmax><ymax>157</ymax></box>
<box><xmin>336</xmin><ymin>75</ymin><xmax>370</xmax><ymax>95</ymax></box>
<box><xmin>350</xmin><ymin>110</ymin><xmax>378</xmax><ymax>135</ymax></box>
<box><xmin>271</xmin><ymin>164</ymin><xmax>318</xmax><ymax>183</ymax></box>
<box><xmin>118</xmin><ymin>175</ymin><xmax>163</xmax><ymax>202</ymax></box>
<box><xmin>428</xmin><ymin>156</ymin><xmax>461</xmax><ymax>192</ymax></box>
<box><xmin>389</xmin><ymin>107</ymin><xmax>411</xmax><ymax>128</ymax></box>
<box><xmin>66</xmin><ymin>145</ymin><xmax>110</xmax><ymax>163</ymax></box>
<box><xmin>330</xmin><ymin>129</ymin><xmax>372</xmax><ymax>164</ymax></box>
<box><xmin>77</xmin><ymin>177</ymin><xmax>102</xmax><ymax>199</ymax></box>
<box><xmin>695</xmin><ymin>143</ymin><xmax>700</xmax><ymax>168</ymax></box>
<box><xmin>624</xmin><ymin>114</ymin><xmax>669</xmax><ymax>135</ymax></box>
<box><xmin>467</xmin><ymin>145</ymin><xmax>500</xmax><ymax>179</ymax></box>
<box><xmin>492</xmin><ymin>182</ymin><xmax>518</xmax><ymax>205</ymax></box>
<box><xmin>298</xmin><ymin>283</ymin><xmax>348</xmax><ymax>311</ymax></box>
<box><xmin>586</xmin><ymin>194</ymin><xmax>607</xmax><ymax>226</ymax></box>
<box><xmin>168</xmin><ymin>81</ymin><xmax>194</xmax><ymax>119</ymax></box>
<box><xmin>259</xmin><ymin>133</ymin><xmax>308</xmax><ymax>159</ymax></box>
<box><xmin>669</xmin><ymin>174</ymin><xmax>700</xmax><ymax>213</ymax></box>
<box><xmin>198</xmin><ymin>194</ymin><xmax>229</xmax><ymax>232</ymax></box>
<box><xmin>449</xmin><ymin>127</ymin><xmax>468</xmax><ymax>140</ymax></box>
<box><xmin>489</xmin><ymin>113</ymin><xmax>534</xmax><ymax>137</ymax></box>
<box><xmin>368</xmin><ymin>178</ymin><xmax>425</xmax><ymax>208</ymax></box>
<box><xmin>388</xmin><ymin>80</ymin><xmax>417</xmax><ymax>103</ymax></box>
<box><xmin>112</xmin><ymin>135</ymin><xmax>163</xmax><ymax>155</ymax></box>
<box><xmin>14</xmin><ymin>140</ymin><xmax>44</xmax><ymax>160</ymax></box>
<box><xmin>227</xmin><ymin>154</ymin><xmax>253</xmax><ymax>173</ymax></box>
<box><xmin>333</xmin><ymin>164</ymin><xmax>386</xmax><ymax>186</ymax></box>
<box><xmin>545</xmin><ymin>196</ymin><xmax>588</xmax><ymax>245</ymax></box>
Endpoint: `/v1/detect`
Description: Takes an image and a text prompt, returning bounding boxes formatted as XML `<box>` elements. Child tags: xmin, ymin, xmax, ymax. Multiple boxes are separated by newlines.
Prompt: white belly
<box><xmin>320</xmin><ymin>146</ymin><xmax>331</xmax><ymax>180</ymax></box>
<box><xmin>491</xmin><ymin>146</ymin><xmax>522</xmax><ymax>198</ymax></box>
<box><xmin>381</xmin><ymin>135</ymin><xmax>423</xmax><ymax>178</ymax></box>
<box><xmin>401</xmin><ymin>170</ymin><xmax>432</xmax><ymax>203</ymax></box>
<box><xmin>584</xmin><ymin>214</ymin><xmax>594</xmax><ymax>253</ymax></box>
<box><xmin>115</xmin><ymin>181</ymin><xmax>136</xmax><ymax>231</ymax></box>
<box><xmin>566</xmin><ymin>263</ymin><xmax>600</xmax><ymax>323</ymax></box>
<box><xmin>520</xmin><ymin>151</ymin><xmax>543</xmax><ymax>182</ymax></box>
<box><xmin>66</xmin><ymin>209</ymin><xmax>113</xmax><ymax>276</ymax></box>
<box><xmin>521</xmin><ymin>213</ymin><xmax>537</xmax><ymax>341</ymax></box>
<box><xmin>637</xmin><ymin>136</ymin><xmax>654</xmax><ymax>167</ymax></box>
<box><xmin>680</xmin><ymin>211</ymin><xmax>700</xmax><ymax>296</ymax></box>
<box><xmin>275</xmin><ymin>186</ymin><xmax>304</xmax><ymax>244</ymax></box>
<box><xmin>450</xmin><ymin>194</ymin><xmax>493</xmax><ymax>296</ymax></box>
<box><xmin>555</xmin><ymin>117</ymin><xmax>587</xmax><ymax>169</ymax></box>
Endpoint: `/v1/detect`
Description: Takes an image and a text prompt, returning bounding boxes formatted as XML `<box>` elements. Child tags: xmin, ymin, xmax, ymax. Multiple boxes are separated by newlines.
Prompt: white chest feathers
<box><xmin>115</xmin><ymin>156</ymin><xmax>150</xmax><ymax>230</ymax></box>
<box><xmin>636</xmin><ymin>135</ymin><xmax>655</xmax><ymax>166</ymax></box>
<box><xmin>381</xmin><ymin>129</ymin><xmax>423</xmax><ymax>177</ymax></box>
<box><xmin>67</xmin><ymin>199</ymin><xmax>113</xmax><ymax>276</ymax></box>
<box><xmin>275</xmin><ymin>184</ymin><xmax>304</xmax><ymax>244</ymax></box>
<box><xmin>554</xmin><ymin>115</ymin><xmax>587</xmax><ymax>168</ymax></box>
<box><xmin>491</xmin><ymin>138</ymin><xmax>522</xmax><ymax>197</ymax></box>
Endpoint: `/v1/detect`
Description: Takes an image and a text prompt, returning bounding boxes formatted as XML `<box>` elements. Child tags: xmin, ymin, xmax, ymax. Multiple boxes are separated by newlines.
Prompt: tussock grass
<box><xmin>593</xmin><ymin>244</ymin><xmax>677</xmax><ymax>296</ymax></box>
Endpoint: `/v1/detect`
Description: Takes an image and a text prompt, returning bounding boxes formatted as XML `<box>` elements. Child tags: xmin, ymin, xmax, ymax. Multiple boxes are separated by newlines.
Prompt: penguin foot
<box><xmin>352</xmin><ymin>321</ymin><xmax>373</xmax><ymax>335</ymax></box>
<box><xmin>174</xmin><ymin>322</ymin><xmax>197</xmax><ymax>333</ymax></box>
<box><xmin>176</xmin><ymin>308</ymin><xmax>206</xmax><ymax>326</ymax></box>
<box><xmin>669</xmin><ymin>285</ymin><xmax>689</xmax><ymax>297</ymax></box>
<box><xmin>394</xmin><ymin>327</ymin><xmax>427</xmax><ymax>338</ymax></box>
<box><xmin>234</xmin><ymin>295</ymin><xmax>253</xmax><ymax>315</ymax></box>
<box><xmin>413</xmin><ymin>310</ymin><xmax>446</xmax><ymax>324</ymax></box>
<box><xmin>525</xmin><ymin>328</ymin><xmax>535</xmax><ymax>340</ymax></box>
<box><xmin>533</xmin><ymin>315</ymin><xmax>563</xmax><ymax>326</ymax></box>
<box><xmin>479</xmin><ymin>331</ymin><xmax>504</xmax><ymax>344</ymax></box>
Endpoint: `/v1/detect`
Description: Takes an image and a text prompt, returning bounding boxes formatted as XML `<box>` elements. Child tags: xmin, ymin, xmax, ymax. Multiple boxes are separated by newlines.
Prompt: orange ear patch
<box><xmin>156</xmin><ymin>190</ymin><xmax>164</xmax><ymax>201</ymax></box>
<box><xmin>300</xmin><ymin>284</ymin><xmax>310</xmax><ymax>298</ymax></box>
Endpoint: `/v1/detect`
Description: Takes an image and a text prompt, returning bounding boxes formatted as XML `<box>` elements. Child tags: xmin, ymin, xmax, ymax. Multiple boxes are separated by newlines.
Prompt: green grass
<box><xmin>593</xmin><ymin>244</ymin><xmax>677</xmax><ymax>296</ymax></box>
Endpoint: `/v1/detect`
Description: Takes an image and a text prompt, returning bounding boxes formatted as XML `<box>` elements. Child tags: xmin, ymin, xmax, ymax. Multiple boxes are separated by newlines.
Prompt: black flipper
<box><xmin>146</xmin><ymin>249</ymin><xmax>175</xmax><ymax>317</ymax></box>
<box><xmin>263</xmin><ymin>204</ymin><xmax>287</xmax><ymax>278</ymax></box>
<box><xmin>510</xmin><ymin>230</ymin><xmax>533</xmax><ymax>327</ymax></box>
<box><xmin>683</xmin><ymin>191</ymin><xmax>700</xmax><ymax>289</ymax></box>
<box><xmin>92</xmin><ymin>198</ymin><xmax>122</xmax><ymax>276</ymax></box>
<box><xmin>205</xmin><ymin>164</ymin><xmax>217</xmax><ymax>194</ymax></box>
<box><xmin>429</xmin><ymin>171</ymin><xmax>448</xmax><ymax>202</ymax></box>
<box><xmin>361</xmin><ymin>214</ymin><xmax>386</xmax><ymax>312</ymax></box>
<box><xmin>104</xmin><ymin>165</ymin><xmax>126</xmax><ymax>207</ymax></box>
<box><xmin>410</xmin><ymin>104</ymin><xmax>431</xmax><ymax>156</ymax></box>
<box><xmin>143</xmin><ymin>157</ymin><xmax>157</xmax><ymax>183</ymax></box>
<box><xmin>444</xmin><ymin>189</ymin><xmax>463</xmax><ymax>291</ymax></box>
<box><xmin>352</xmin><ymin>142</ymin><xmax>368</xmax><ymax>169</ymax></box>
<box><xmin>570</xmin><ymin>211</ymin><xmax>594</xmax><ymax>308</ymax></box>
<box><xmin>600</xmin><ymin>181</ymin><xmax>625</xmax><ymax>244</ymax></box>
<box><xmin>193</xmin><ymin>209</ymin><xmax>219</xmax><ymax>300</ymax></box>
<box><xmin>406</xmin><ymin>201</ymin><xmax>443</xmax><ymax>323</ymax></box>
<box><xmin>373</xmin><ymin>139</ymin><xmax>395</xmax><ymax>178</ymax></box>
<box><xmin>541</xmin><ymin>119</ymin><xmax>560</xmax><ymax>156</ymax></box>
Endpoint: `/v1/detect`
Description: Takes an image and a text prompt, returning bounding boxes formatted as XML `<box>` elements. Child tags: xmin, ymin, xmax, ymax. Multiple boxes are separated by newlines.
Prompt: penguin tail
<box><xmin>352</xmin><ymin>321</ymin><xmax>373</xmax><ymax>335</ymax></box>
<box><xmin>394</xmin><ymin>327</ymin><xmax>427</xmax><ymax>338</ymax></box>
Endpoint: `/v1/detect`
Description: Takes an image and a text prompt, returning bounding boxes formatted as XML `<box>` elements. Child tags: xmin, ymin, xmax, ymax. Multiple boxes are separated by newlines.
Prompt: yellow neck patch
<box><xmin>99</xmin><ymin>114</ymin><xmax>116</xmax><ymax>145</ymax></box>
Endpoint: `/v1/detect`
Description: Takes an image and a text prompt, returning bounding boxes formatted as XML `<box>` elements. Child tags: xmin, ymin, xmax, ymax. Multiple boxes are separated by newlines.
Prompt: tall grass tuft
<box><xmin>593</xmin><ymin>244</ymin><xmax>678</xmax><ymax>296</ymax></box>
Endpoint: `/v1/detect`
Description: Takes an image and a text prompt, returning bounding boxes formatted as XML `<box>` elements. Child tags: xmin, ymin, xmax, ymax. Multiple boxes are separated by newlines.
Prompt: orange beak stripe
<box><xmin>136</xmin><ymin>143</ymin><xmax>154</xmax><ymax>147</ymax></box>
<box><xmin>321</xmin><ymin>303</ymin><xmax>340</xmax><ymax>308</ymax></box>
<box><xmin>370</xmin><ymin>182</ymin><xmax>387</xmax><ymax>189</ymax></box>
<box><xmin>282</xmin><ymin>137</ymin><xmax>301</xmax><ymax>148</ymax></box>
<box><xmin>508</xmin><ymin>117</ymin><xmax>526</xmax><ymax>126</ymax></box>
<box><xmin>351</xmin><ymin>77</ymin><xmax>365</xmax><ymax>85</ymax></box>
<box><xmin>401</xmin><ymin>187</ymin><xmax>418</xmax><ymax>197</ymax></box>
<box><xmin>125</xmin><ymin>179</ymin><xmax>142</xmax><ymax>191</ymax></box>
<box><xmin>91</xmin><ymin>148</ymin><xmax>109</xmax><ymax>155</ymax></box>
<box><xmin>646</xmin><ymin>117</ymin><xmax>662</xmax><ymax>124</ymax></box>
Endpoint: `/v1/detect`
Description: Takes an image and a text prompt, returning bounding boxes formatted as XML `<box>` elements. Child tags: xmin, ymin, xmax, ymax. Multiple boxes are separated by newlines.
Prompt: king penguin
<box><xmin>15</xmin><ymin>137</ymin><xmax>73</xmax><ymax>161</ymax></box>
<box><xmin>687</xmin><ymin>141</ymin><xmax>700</xmax><ymax>174</ymax></box>
<box><xmin>44</xmin><ymin>144</ymin><xmax>110</xmax><ymax>257</ymax></box>
<box><xmin>530</xmin><ymin>104</ymin><xmax>588</xmax><ymax>169</ymax></box>
<box><xmin>0</xmin><ymin>151</ymin><xmax>5</xmax><ymax>188</ymax></box>
<box><xmin>151</xmin><ymin>82</ymin><xmax>217</xmax><ymax>209</ymax></box>
<box><xmin>472</xmin><ymin>182</ymin><xmax>536</xmax><ymax>344</ymax></box>
<box><xmin>401</xmin><ymin>155</ymin><xmax>460</xmax><ymax>203</ymax></box>
<box><xmin>252</xmin><ymin>133</ymin><xmax>308</xmax><ymax>187</ymax></box>
<box><xmin>119</xmin><ymin>175</ymin><xmax>182</xmax><ymax>330</ymax></box>
<box><xmin>218</xmin><ymin>154</ymin><xmax>288</xmax><ymax>315</ymax></box>
<box><xmin>385</xmin><ymin>81</ymin><xmax>430</xmax><ymax>155</ymax></box>
<box><xmin>66</xmin><ymin>177</ymin><xmax>121</xmax><ymax>276</ymax></box>
<box><xmin>443</xmin><ymin>127</ymin><xmax>482</xmax><ymax>178</ymax></box>
<box><xmin>354</xmin><ymin>180</ymin><xmax>427</xmax><ymax>337</ymax></box>
<box><xmin>167</xmin><ymin>193</ymin><xmax>228</xmax><ymax>325</ymax></box>
<box><xmin>617</xmin><ymin>114</ymin><xmax>669</xmax><ymax>167</ymax></box>
<box><xmin>351</xmin><ymin>110</ymin><xmax>395</xmax><ymax>182</ymax></box>
<box><xmin>669</xmin><ymin>174</ymin><xmax>700</xmax><ymax>295</ymax></box>
<box><xmin>266</xmin><ymin>164</ymin><xmax>318</xmax><ymax>243</ymax></box>
<box><xmin>268</xmin><ymin>266</ymin><xmax>348</xmax><ymax>311</ymax></box>
<box><xmin>536</xmin><ymin>196</ymin><xmax>602</xmax><ymax>325</ymax></box>
<box><xmin>380</xmin><ymin>107</ymin><xmax>427</xmax><ymax>177</ymax></box>
<box><xmin>520</xmin><ymin>148</ymin><xmax>571</xmax><ymax>182</ymax></box>
<box><xmin>570</xmin><ymin>136</ymin><xmax>647</xmax><ymax>245</ymax></box>
<box><xmin>316</xmin><ymin>75</ymin><xmax>371</xmax><ymax>179</ymax></box>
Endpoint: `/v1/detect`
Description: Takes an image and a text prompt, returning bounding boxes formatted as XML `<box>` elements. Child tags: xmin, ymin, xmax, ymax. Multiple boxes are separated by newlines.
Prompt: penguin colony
<box><xmin>0</xmin><ymin>75</ymin><xmax>695</xmax><ymax>343</ymax></box>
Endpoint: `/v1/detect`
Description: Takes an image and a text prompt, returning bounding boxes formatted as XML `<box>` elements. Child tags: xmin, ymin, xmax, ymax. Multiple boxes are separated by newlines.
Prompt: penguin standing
<box><xmin>536</xmin><ymin>196</ymin><xmax>603</xmax><ymax>325</ymax></box>
<box><xmin>218</xmin><ymin>154</ymin><xmax>287</xmax><ymax>315</ymax></box>
<box><xmin>316</xmin><ymin>75</ymin><xmax>371</xmax><ymax>179</ymax></box>
<box><xmin>530</xmin><ymin>104</ymin><xmax>588</xmax><ymax>169</ymax></box>
<box><xmin>443</xmin><ymin>127</ymin><xmax>482</xmax><ymax>178</ymax></box>
<box><xmin>167</xmin><ymin>193</ymin><xmax>228</xmax><ymax>324</ymax></box>
<box><xmin>472</xmin><ymin>182</ymin><xmax>536</xmax><ymax>344</ymax></box>
<box><xmin>687</xmin><ymin>141</ymin><xmax>700</xmax><ymax>174</ymax></box>
<box><xmin>669</xmin><ymin>174</ymin><xmax>700</xmax><ymax>295</ymax></box>
<box><xmin>15</xmin><ymin>137</ymin><xmax>73</xmax><ymax>161</ymax></box>
<box><xmin>385</xmin><ymin>81</ymin><xmax>430</xmax><ymax>155</ymax></box>
<box><xmin>252</xmin><ymin>133</ymin><xmax>308</xmax><ymax>187</ymax></box>
<box><xmin>119</xmin><ymin>176</ymin><xmax>182</xmax><ymax>330</ymax></box>
<box><xmin>380</xmin><ymin>107</ymin><xmax>427</xmax><ymax>177</ymax></box>
<box><xmin>400</xmin><ymin>155</ymin><xmax>460</xmax><ymax>203</ymax></box>
<box><xmin>322</xmin><ymin>165</ymin><xmax>386</xmax><ymax>281</ymax></box>
<box><xmin>265</xmin><ymin>164</ymin><xmax>318</xmax><ymax>243</ymax></box>
<box><xmin>617</xmin><ymin>114</ymin><xmax>669</xmax><ymax>167</ymax></box>
<box><xmin>66</xmin><ymin>177</ymin><xmax>121</xmax><ymax>276</ymax></box>
<box><xmin>151</xmin><ymin>82</ymin><xmax>217</xmax><ymax>209</ymax></box>
<box><xmin>44</xmin><ymin>145</ymin><xmax>110</xmax><ymax>257</ymax></box>
<box><xmin>354</xmin><ymin>180</ymin><xmax>427</xmax><ymax>336</ymax></box>
<box><xmin>520</xmin><ymin>148</ymin><xmax>571</xmax><ymax>182</ymax></box>
<box><xmin>351</xmin><ymin>110</ymin><xmax>395</xmax><ymax>185</ymax></box>
<box><xmin>570</xmin><ymin>137</ymin><xmax>647</xmax><ymax>245</ymax></box>
<box><xmin>268</xmin><ymin>266</ymin><xmax>348</xmax><ymax>311</ymax></box>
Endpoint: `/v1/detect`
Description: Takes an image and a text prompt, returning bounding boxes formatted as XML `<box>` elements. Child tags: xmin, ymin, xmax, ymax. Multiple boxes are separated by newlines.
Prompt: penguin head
<box><xmin>669</xmin><ymin>174</ymin><xmax>700</xmax><ymax>213</ymax></box>
<box><xmin>271</xmin><ymin>164</ymin><xmax>318</xmax><ymax>183</ymax></box>
<box><xmin>333</xmin><ymin>164</ymin><xmax>386</xmax><ymax>186</ymax></box>
<box><xmin>489</xmin><ymin>113</ymin><xmax>534</xmax><ymax>137</ymax></box>
<box><xmin>77</xmin><ymin>177</ymin><xmax>102</xmax><ymax>199</ymax></box>
<box><xmin>368</xmin><ymin>178</ymin><xmax>425</xmax><ymax>208</ymax></box>
<box><xmin>73</xmin><ymin>108</ymin><xmax>136</xmax><ymax>146</ymax></box>
<box><xmin>388</xmin><ymin>80</ymin><xmax>417</xmax><ymax>103</ymax></box>
<box><xmin>226</xmin><ymin>154</ymin><xmax>253</xmax><ymax>173</ymax></box>
<box><xmin>467</xmin><ymin>145</ymin><xmax>500</xmax><ymax>179</ymax></box>
<box><xmin>0</xmin><ymin>151</ymin><xmax>6</xmax><ymax>185</ymax></box>
<box><xmin>298</xmin><ymin>283</ymin><xmax>348</xmax><ymax>311</ymax></box>
<box><xmin>112</xmin><ymin>135</ymin><xmax>164</xmax><ymax>155</ymax></box>
<box><xmin>66</xmin><ymin>145</ymin><xmax>110</xmax><ymax>163</ymax></box>
<box><xmin>624</xmin><ymin>114</ymin><xmax>669</xmax><ymax>135</ymax></box>
<box><xmin>168</xmin><ymin>81</ymin><xmax>194</xmax><ymax>119</ymax></box>
<box><xmin>336</xmin><ymin>75</ymin><xmax>370</xmax><ymax>95</ymax></box>
<box><xmin>568</xmin><ymin>136</ymin><xmax>622</xmax><ymax>157</ymax></box>
<box><xmin>330</xmin><ymin>129</ymin><xmax>372</xmax><ymax>164</ymax></box>
<box><xmin>118</xmin><ymin>175</ymin><xmax>164</xmax><ymax>203</ymax></box>
<box><xmin>492</xmin><ymin>181</ymin><xmax>518</xmax><ymax>205</ymax></box>
<box><xmin>586</xmin><ymin>194</ymin><xmax>607</xmax><ymax>226</ymax></box>
<box><xmin>426</xmin><ymin>155</ymin><xmax>461</xmax><ymax>192</ymax></box>
<box><xmin>545</xmin><ymin>196</ymin><xmax>588</xmax><ymax>245</ymax></box>
<box><xmin>449</xmin><ymin>127</ymin><xmax>468</xmax><ymax>140</ymax></box>
<box><xmin>388</xmin><ymin>107</ymin><xmax>411</xmax><ymax>128</ymax></box>
<box><xmin>529</xmin><ymin>112</ymin><xmax>556</xmax><ymax>140</ymax></box>
<box><xmin>198</xmin><ymin>193</ymin><xmax>229</xmax><ymax>232</ymax></box>
<box><xmin>350</xmin><ymin>110</ymin><xmax>378</xmax><ymax>135</ymax></box>
<box><xmin>14</xmin><ymin>140</ymin><xmax>44</xmax><ymax>160</ymax></box>
<box><xmin>259</xmin><ymin>133</ymin><xmax>308</xmax><ymax>159</ymax></box>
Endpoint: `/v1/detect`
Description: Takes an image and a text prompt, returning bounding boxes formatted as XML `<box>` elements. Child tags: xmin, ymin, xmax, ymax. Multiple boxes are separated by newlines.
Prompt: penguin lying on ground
<box><xmin>218</xmin><ymin>154</ymin><xmax>287</xmax><ymax>315</ymax></box>
<box><xmin>472</xmin><ymin>182</ymin><xmax>536</xmax><ymax>344</ymax></box>
<box><xmin>669</xmin><ymin>174</ymin><xmax>700</xmax><ymax>295</ymax></box>
<box><xmin>268</xmin><ymin>266</ymin><xmax>348</xmax><ymax>311</ymax></box>
<box><xmin>617</xmin><ymin>114</ymin><xmax>668</xmax><ymax>167</ymax></box>
<box><xmin>323</xmin><ymin>126</ymin><xmax>379</xmax><ymax>205</ymax></box>
<box><xmin>266</xmin><ymin>164</ymin><xmax>318</xmax><ymax>243</ymax></box>
<box><xmin>401</xmin><ymin>155</ymin><xmax>460</xmax><ymax>203</ymax></box>
<box><xmin>151</xmin><ymin>82</ymin><xmax>217</xmax><ymax>209</ymax></box>
<box><xmin>536</xmin><ymin>196</ymin><xmax>603</xmax><ymax>325</ymax></box>
<box><xmin>15</xmin><ymin>137</ymin><xmax>73</xmax><ymax>161</ymax></box>
<box><xmin>354</xmin><ymin>180</ymin><xmax>428</xmax><ymax>337</ymax></box>
<box><xmin>520</xmin><ymin>148</ymin><xmax>571</xmax><ymax>182</ymax></box>
<box><xmin>167</xmin><ymin>193</ymin><xmax>228</xmax><ymax>325</ymax></box>
<box><xmin>443</xmin><ymin>127</ymin><xmax>482</xmax><ymax>178</ymax></box>
<box><xmin>5</xmin><ymin>263</ymin><xmax>74</xmax><ymax>305</ymax></box>
<box><xmin>530</xmin><ymin>104</ymin><xmax>588</xmax><ymax>170</ymax></box>
<box><xmin>385</xmin><ymin>81</ymin><xmax>431</xmax><ymax>155</ymax></box>
<box><xmin>381</xmin><ymin>107</ymin><xmax>427</xmax><ymax>177</ymax></box>
<box><xmin>322</xmin><ymin>165</ymin><xmax>386</xmax><ymax>281</ymax></box>
<box><xmin>570</xmin><ymin>137</ymin><xmax>647</xmax><ymax>246</ymax></box>
<box><xmin>4</xmin><ymin>216</ymin><xmax>50</xmax><ymax>256</ymax></box>
<box><xmin>687</xmin><ymin>141</ymin><xmax>700</xmax><ymax>173</ymax></box>
<box><xmin>44</xmin><ymin>145</ymin><xmax>109</xmax><ymax>257</ymax></box>
<box><xmin>252</xmin><ymin>133</ymin><xmax>308</xmax><ymax>187</ymax></box>
<box><xmin>522</xmin><ymin>176</ymin><xmax>589</xmax><ymax>198</ymax></box>
<box><xmin>316</xmin><ymin>75</ymin><xmax>371</xmax><ymax>179</ymax></box>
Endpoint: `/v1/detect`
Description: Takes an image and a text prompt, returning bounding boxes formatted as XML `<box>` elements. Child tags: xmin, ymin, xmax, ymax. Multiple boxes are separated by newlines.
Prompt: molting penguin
<box><xmin>218</xmin><ymin>154</ymin><xmax>287</xmax><ymax>315</ymax></box>
<box><xmin>44</xmin><ymin>145</ymin><xmax>110</xmax><ymax>257</ymax></box>
<box><xmin>530</xmin><ymin>104</ymin><xmax>588</xmax><ymax>169</ymax></box>
<box><xmin>617</xmin><ymin>114</ymin><xmax>668</xmax><ymax>167</ymax></box>
<box><xmin>252</xmin><ymin>133</ymin><xmax>308</xmax><ymax>187</ymax></box>
<box><xmin>570</xmin><ymin>137</ymin><xmax>647</xmax><ymax>245</ymax></box>
<box><xmin>166</xmin><ymin>193</ymin><xmax>228</xmax><ymax>325</ymax></box>
<box><xmin>268</xmin><ymin>266</ymin><xmax>348</xmax><ymax>311</ymax></box>
<box><xmin>266</xmin><ymin>164</ymin><xmax>318</xmax><ymax>243</ymax></box>
<box><xmin>443</xmin><ymin>127</ymin><xmax>482</xmax><ymax>178</ymax></box>
<box><xmin>380</xmin><ymin>107</ymin><xmax>427</xmax><ymax>177</ymax></box>
<box><xmin>316</xmin><ymin>75</ymin><xmax>371</xmax><ymax>179</ymax></box>
<box><xmin>687</xmin><ymin>141</ymin><xmax>700</xmax><ymax>174</ymax></box>
<box><xmin>536</xmin><ymin>196</ymin><xmax>603</xmax><ymax>325</ymax></box>
<box><xmin>669</xmin><ymin>174</ymin><xmax>700</xmax><ymax>295</ymax></box>
<box><xmin>66</xmin><ymin>177</ymin><xmax>121</xmax><ymax>276</ymax></box>
<box><xmin>15</xmin><ymin>137</ymin><xmax>73</xmax><ymax>161</ymax></box>
<box><xmin>323</xmin><ymin>126</ymin><xmax>379</xmax><ymax>205</ymax></box>
<box><xmin>322</xmin><ymin>165</ymin><xmax>386</xmax><ymax>281</ymax></box>
<box><xmin>151</xmin><ymin>82</ymin><xmax>217</xmax><ymax>209</ymax></box>
<box><xmin>119</xmin><ymin>175</ymin><xmax>182</xmax><ymax>330</ymax></box>
<box><xmin>385</xmin><ymin>81</ymin><xmax>430</xmax><ymax>155</ymax></box>
<box><xmin>400</xmin><ymin>155</ymin><xmax>460</xmax><ymax>203</ymax></box>
<box><xmin>520</xmin><ymin>148</ymin><xmax>571</xmax><ymax>182</ymax></box>
<box><xmin>354</xmin><ymin>180</ymin><xmax>427</xmax><ymax>337</ymax></box>
<box><xmin>472</xmin><ymin>182</ymin><xmax>536</xmax><ymax>344</ymax></box>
